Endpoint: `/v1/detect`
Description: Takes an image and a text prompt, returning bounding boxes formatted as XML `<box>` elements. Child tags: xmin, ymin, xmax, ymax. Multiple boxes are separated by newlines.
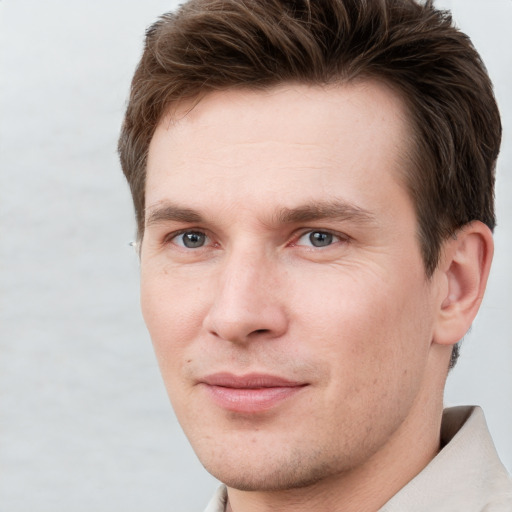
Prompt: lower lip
<box><xmin>202</xmin><ymin>384</ymin><xmax>306</xmax><ymax>413</ymax></box>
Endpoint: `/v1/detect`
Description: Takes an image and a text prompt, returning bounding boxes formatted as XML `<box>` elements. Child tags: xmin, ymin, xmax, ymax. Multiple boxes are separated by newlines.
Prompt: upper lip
<box><xmin>200</xmin><ymin>372</ymin><xmax>306</xmax><ymax>389</ymax></box>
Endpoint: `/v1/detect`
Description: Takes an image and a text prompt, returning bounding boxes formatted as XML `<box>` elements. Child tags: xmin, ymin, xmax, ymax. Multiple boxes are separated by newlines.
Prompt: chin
<box><xmin>202</xmin><ymin>450</ymin><xmax>346</xmax><ymax>492</ymax></box>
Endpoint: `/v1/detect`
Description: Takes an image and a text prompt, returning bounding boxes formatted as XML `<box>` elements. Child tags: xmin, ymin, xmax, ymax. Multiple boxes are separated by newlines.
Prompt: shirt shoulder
<box><xmin>380</xmin><ymin>406</ymin><xmax>512</xmax><ymax>512</ymax></box>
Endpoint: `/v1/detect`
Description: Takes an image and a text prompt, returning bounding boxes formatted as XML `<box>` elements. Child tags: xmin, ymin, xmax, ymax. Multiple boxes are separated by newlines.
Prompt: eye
<box><xmin>296</xmin><ymin>230</ymin><xmax>341</xmax><ymax>248</ymax></box>
<box><xmin>172</xmin><ymin>231</ymin><xmax>209</xmax><ymax>249</ymax></box>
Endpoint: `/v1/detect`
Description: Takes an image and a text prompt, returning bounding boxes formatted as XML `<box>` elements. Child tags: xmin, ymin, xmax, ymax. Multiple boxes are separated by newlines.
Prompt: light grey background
<box><xmin>0</xmin><ymin>1</ymin><xmax>510</xmax><ymax>511</ymax></box>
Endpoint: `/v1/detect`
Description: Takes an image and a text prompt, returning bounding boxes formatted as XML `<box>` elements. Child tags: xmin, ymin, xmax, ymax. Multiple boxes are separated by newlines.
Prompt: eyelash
<box><xmin>164</xmin><ymin>228</ymin><xmax>348</xmax><ymax>251</ymax></box>
<box><xmin>164</xmin><ymin>230</ymin><xmax>214</xmax><ymax>249</ymax></box>
<box><xmin>293</xmin><ymin>230</ymin><xmax>347</xmax><ymax>249</ymax></box>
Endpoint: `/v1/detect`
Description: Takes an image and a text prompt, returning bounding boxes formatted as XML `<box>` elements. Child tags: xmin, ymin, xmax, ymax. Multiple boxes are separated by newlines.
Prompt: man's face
<box><xmin>141</xmin><ymin>83</ymin><xmax>444</xmax><ymax>490</ymax></box>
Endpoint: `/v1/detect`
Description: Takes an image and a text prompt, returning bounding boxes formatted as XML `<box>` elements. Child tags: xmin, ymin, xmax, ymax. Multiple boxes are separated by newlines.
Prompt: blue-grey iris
<box><xmin>309</xmin><ymin>232</ymin><xmax>333</xmax><ymax>247</ymax></box>
<box><xmin>182</xmin><ymin>232</ymin><xmax>206</xmax><ymax>248</ymax></box>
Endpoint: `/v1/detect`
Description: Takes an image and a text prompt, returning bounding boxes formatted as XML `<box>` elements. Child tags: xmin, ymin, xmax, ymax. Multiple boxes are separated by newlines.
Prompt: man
<box><xmin>118</xmin><ymin>0</ymin><xmax>512</xmax><ymax>510</ymax></box>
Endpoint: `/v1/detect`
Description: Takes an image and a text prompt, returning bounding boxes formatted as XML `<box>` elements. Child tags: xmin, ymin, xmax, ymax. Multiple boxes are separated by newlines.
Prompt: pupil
<box><xmin>310</xmin><ymin>232</ymin><xmax>332</xmax><ymax>247</ymax></box>
<box><xmin>183</xmin><ymin>232</ymin><xmax>205</xmax><ymax>248</ymax></box>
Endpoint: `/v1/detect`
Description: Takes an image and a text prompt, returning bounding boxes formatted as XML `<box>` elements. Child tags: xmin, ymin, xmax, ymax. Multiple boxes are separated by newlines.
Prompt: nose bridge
<box><xmin>224</xmin><ymin>244</ymin><xmax>264</xmax><ymax>298</ymax></box>
<box><xmin>204</xmin><ymin>241</ymin><xmax>286</xmax><ymax>342</ymax></box>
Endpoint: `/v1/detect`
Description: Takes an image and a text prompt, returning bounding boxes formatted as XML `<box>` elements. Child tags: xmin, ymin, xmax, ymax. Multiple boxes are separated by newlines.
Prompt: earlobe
<box><xmin>433</xmin><ymin>221</ymin><xmax>494</xmax><ymax>346</ymax></box>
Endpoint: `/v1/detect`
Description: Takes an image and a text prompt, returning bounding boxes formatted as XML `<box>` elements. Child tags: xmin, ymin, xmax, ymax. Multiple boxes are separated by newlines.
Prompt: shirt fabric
<box><xmin>203</xmin><ymin>406</ymin><xmax>512</xmax><ymax>511</ymax></box>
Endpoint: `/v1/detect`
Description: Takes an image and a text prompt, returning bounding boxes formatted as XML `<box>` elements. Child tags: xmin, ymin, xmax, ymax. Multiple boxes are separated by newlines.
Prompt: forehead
<box><xmin>145</xmin><ymin>82</ymin><xmax>414</xmax><ymax>220</ymax></box>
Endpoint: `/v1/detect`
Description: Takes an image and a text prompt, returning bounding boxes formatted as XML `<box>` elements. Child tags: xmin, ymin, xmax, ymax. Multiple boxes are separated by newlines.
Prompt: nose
<box><xmin>203</xmin><ymin>249</ymin><xmax>288</xmax><ymax>344</ymax></box>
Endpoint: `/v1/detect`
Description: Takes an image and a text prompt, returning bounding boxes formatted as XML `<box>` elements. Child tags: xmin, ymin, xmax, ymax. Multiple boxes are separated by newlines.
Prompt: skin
<box><xmin>140</xmin><ymin>82</ymin><xmax>493</xmax><ymax>512</ymax></box>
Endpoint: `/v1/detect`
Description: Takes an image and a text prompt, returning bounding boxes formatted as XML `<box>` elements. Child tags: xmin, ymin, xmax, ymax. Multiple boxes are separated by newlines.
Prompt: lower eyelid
<box><xmin>295</xmin><ymin>231</ymin><xmax>346</xmax><ymax>247</ymax></box>
<box><xmin>161</xmin><ymin>230</ymin><xmax>347</xmax><ymax>250</ymax></box>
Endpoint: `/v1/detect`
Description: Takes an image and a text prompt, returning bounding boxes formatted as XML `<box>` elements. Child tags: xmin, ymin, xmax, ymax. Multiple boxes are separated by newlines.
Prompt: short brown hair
<box><xmin>118</xmin><ymin>0</ymin><xmax>501</xmax><ymax>364</ymax></box>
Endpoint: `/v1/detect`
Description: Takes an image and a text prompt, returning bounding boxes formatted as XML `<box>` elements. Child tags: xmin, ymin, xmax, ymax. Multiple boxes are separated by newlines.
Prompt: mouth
<box><xmin>199</xmin><ymin>372</ymin><xmax>308</xmax><ymax>413</ymax></box>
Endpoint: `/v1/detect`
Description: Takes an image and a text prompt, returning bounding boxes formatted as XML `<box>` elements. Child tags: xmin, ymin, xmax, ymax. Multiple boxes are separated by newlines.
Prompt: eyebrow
<box><xmin>145</xmin><ymin>200</ymin><xmax>376</xmax><ymax>228</ymax></box>
<box><xmin>145</xmin><ymin>204</ymin><xmax>204</xmax><ymax>227</ymax></box>
<box><xmin>275</xmin><ymin>201</ymin><xmax>377</xmax><ymax>226</ymax></box>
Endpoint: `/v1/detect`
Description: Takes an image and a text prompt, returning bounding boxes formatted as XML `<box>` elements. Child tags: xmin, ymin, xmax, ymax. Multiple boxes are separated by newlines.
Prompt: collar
<box><xmin>379</xmin><ymin>406</ymin><xmax>512</xmax><ymax>511</ymax></box>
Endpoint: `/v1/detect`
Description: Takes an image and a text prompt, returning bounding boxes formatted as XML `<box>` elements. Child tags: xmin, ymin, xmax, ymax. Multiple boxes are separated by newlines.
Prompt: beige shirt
<box><xmin>203</xmin><ymin>406</ymin><xmax>512</xmax><ymax>512</ymax></box>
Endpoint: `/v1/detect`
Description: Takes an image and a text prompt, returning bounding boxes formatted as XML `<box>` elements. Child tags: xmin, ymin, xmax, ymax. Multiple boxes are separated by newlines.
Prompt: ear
<box><xmin>433</xmin><ymin>221</ymin><xmax>494</xmax><ymax>347</ymax></box>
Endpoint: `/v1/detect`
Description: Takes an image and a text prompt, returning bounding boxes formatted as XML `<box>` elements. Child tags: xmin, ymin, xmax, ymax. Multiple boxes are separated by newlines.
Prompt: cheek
<box><xmin>140</xmin><ymin>268</ymin><xmax>209</xmax><ymax>369</ymax></box>
<box><xmin>290</xmin><ymin>265</ymin><xmax>433</xmax><ymax>380</ymax></box>
<box><xmin>300</xmin><ymin>272</ymin><xmax>433</xmax><ymax>427</ymax></box>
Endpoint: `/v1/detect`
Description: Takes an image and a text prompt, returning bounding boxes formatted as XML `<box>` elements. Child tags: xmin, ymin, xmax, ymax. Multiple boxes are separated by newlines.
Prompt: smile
<box><xmin>199</xmin><ymin>373</ymin><xmax>308</xmax><ymax>413</ymax></box>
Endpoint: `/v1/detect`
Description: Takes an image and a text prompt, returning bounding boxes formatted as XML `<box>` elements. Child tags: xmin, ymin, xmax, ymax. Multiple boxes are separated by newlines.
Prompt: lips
<box><xmin>199</xmin><ymin>372</ymin><xmax>307</xmax><ymax>413</ymax></box>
